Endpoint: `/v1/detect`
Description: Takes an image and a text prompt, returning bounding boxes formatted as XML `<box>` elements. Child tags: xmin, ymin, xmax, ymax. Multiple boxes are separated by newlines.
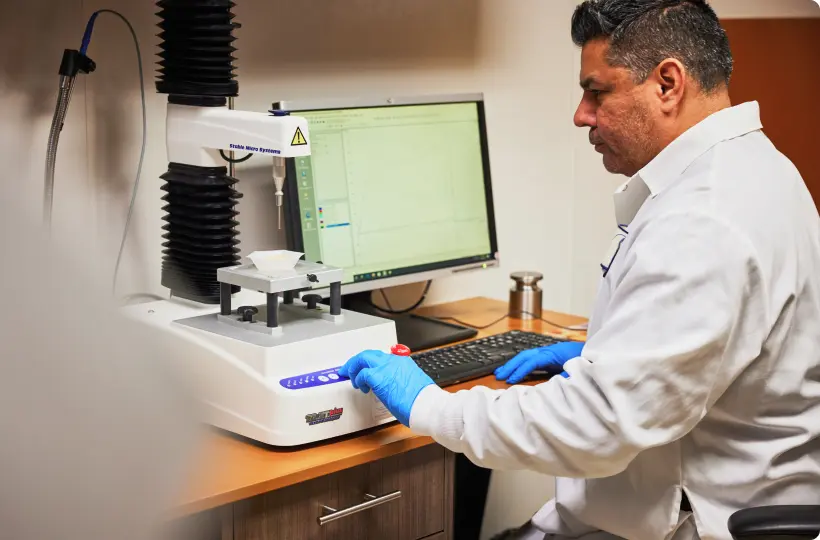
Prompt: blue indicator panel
<box><xmin>280</xmin><ymin>367</ymin><xmax>347</xmax><ymax>390</ymax></box>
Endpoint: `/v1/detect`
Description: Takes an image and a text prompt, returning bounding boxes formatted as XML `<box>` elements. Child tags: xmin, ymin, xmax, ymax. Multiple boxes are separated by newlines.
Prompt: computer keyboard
<box><xmin>413</xmin><ymin>330</ymin><xmax>574</xmax><ymax>386</ymax></box>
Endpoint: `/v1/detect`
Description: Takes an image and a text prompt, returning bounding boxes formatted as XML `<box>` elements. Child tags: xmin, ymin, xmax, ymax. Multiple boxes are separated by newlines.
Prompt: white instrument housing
<box><xmin>166</xmin><ymin>103</ymin><xmax>311</xmax><ymax>167</ymax></box>
<box><xmin>123</xmin><ymin>292</ymin><xmax>398</xmax><ymax>447</ymax></box>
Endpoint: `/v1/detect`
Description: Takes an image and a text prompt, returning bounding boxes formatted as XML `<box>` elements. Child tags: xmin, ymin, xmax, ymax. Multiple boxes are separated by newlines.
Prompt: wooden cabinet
<box><xmin>233</xmin><ymin>444</ymin><xmax>453</xmax><ymax>540</ymax></box>
<box><xmin>360</xmin><ymin>443</ymin><xmax>449</xmax><ymax>540</ymax></box>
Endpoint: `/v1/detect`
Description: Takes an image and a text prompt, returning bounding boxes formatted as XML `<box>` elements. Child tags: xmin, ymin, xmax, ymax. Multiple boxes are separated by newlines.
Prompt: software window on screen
<box><xmin>294</xmin><ymin>102</ymin><xmax>493</xmax><ymax>285</ymax></box>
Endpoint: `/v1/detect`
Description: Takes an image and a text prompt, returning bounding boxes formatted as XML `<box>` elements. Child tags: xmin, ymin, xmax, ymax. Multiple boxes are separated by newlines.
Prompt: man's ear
<box><xmin>653</xmin><ymin>58</ymin><xmax>686</xmax><ymax>112</ymax></box>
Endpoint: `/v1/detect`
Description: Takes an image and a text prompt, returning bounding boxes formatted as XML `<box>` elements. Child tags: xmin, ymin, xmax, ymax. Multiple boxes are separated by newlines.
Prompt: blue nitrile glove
<box><xmin>339</xmin><ymin>350</ymin><xmax>435</xmax><ymax>427</ymax></box>
<box><xmin>494</xmin><ymin>341</ymin><xmax>585</xmax><ymax>384</ymax></box>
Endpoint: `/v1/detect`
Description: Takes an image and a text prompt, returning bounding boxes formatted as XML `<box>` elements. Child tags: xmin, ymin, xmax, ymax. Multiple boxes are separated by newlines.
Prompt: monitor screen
<box><xmin>282</xmin><ymin>95</ymin><xmax>498</xmax><ymax>292</ymax></box>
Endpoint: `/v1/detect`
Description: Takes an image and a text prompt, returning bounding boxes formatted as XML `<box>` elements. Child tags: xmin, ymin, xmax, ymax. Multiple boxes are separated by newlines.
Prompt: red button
<box><xmin>391</xmin><ymin>344</ymin><xmax>412</xmax><ymax>356</ymax></box>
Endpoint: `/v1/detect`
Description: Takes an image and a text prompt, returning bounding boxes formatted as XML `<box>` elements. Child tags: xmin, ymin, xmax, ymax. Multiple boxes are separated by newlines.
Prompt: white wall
<box><xmin>2</xmin><ymin>1</ymin><xmax>818</xmax><ymax>539</ymax></box>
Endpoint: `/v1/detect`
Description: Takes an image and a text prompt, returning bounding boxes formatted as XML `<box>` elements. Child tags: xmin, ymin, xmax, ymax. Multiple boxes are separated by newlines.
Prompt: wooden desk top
<box><xmin>172</xmin><ymin>297</ymin><xmax>587</xmax><ymax>518</ymax></box>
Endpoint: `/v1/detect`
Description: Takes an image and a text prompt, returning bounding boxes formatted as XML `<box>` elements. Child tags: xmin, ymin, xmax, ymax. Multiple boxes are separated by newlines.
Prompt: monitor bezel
<box><xmin>277</xmin><ymin>93</ymin><xmax>499</xmax><ymax>296</ymax></box>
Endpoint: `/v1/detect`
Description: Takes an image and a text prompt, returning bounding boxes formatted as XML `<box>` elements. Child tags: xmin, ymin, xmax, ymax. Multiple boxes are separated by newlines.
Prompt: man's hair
<box><xmin>571</xmin><ymin>0</ymin><xmax>733</xmax><ymax>92</ymax></box>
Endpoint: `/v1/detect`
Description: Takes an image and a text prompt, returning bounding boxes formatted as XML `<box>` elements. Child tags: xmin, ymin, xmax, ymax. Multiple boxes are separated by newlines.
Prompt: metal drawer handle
<box><xmin>318</xmin><ymin>490</ymin><xmax>402</xmax><ymax>526</ymax></box>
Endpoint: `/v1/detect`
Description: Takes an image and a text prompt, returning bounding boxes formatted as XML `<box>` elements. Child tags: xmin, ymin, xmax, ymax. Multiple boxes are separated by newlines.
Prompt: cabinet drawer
<box><xmin>234</xmin><ymin>444</ymin><xmax>448</xmax><ymax>540</ymax></box>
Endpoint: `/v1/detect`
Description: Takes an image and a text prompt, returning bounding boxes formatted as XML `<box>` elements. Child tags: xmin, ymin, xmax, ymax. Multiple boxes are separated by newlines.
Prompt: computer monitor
<box><xmin>276</xmin><ymin>93</ymin><xmax>499</xmax><ymax>350</ymax></box>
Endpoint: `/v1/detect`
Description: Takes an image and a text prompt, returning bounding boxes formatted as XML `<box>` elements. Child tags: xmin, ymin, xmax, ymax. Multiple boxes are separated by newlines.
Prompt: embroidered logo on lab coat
<box><xmin>601</xmin><ymin>225</ymin><xmax>628</xmax><ymax>277</ymax></box>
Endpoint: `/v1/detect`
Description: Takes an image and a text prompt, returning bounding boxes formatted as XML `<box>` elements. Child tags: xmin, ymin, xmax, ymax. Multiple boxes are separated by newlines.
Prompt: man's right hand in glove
<box><xmin>494</xmin><ymin>341</ymin><xmax>584</xmax><ymax>384</ymax></box>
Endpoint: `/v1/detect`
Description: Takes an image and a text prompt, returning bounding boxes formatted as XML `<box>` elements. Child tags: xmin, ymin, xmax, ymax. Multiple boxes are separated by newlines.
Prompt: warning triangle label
<box><xmin>291</xmin><ymin>127</ymin><xmax>307</xmax><ymax>146</ymax></box>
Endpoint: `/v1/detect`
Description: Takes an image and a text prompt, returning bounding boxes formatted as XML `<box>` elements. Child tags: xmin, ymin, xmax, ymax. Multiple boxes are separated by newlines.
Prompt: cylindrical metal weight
<box><xmin>509</xmin><ymin>271</ymin><xmax>543</xmax><ymax>320</ymax></box>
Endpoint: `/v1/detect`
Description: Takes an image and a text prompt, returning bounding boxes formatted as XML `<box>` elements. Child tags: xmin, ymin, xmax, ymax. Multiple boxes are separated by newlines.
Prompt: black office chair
<box><xmin>729</xmin><ymin>506</ymin><xmax>820</xmax><ymax>539</ymax></box>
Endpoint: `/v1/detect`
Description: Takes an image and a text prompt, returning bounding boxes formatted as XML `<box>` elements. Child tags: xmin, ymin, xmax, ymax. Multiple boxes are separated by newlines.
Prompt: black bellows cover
<box><xmin>156</xmin><ymin>0</ymin><xmax>242</xmax><ymax>303</ymax></box>
<box><xmin>155</xmin><ymin>0</ymin><xmax>239</xmax><ymax>98</ymax></box>
<box><xmin>160</xmin><ymin>163</ymin><xmax>242</xmax><ymax>303</ymax></box>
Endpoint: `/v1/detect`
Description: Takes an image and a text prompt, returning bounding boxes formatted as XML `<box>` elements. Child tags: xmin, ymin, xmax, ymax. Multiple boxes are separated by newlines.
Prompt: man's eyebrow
<box><xmin>580</xmin><ymin>77</ymin><xmax>597</xmax><ymax>90</ymax></box>
<box><xmin>581</xmin><ymin>77</ymin><xmax>613</xmax><ymax>91</ymax></box>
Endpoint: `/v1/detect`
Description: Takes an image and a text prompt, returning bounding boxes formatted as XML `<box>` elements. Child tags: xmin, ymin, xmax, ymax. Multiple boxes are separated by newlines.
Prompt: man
<box><xmin>341</xmin><ymin>1</ymin><xmax>820</xmax><ymax>539</ymax></box>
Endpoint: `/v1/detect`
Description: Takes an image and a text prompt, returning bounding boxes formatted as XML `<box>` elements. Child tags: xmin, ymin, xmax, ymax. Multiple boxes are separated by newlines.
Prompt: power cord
<box><xmin>439</xmin><ymin>311</ymin><xmax>586</xmax><ymax>332</ymax></box>
<box><xmin>370</xmin><ymin>282</ymin><xmax>583</xmax><ymax>333</ymax></box>
<box><xmin>370</xmin><ymin>281</ymin><xmax>433</xmax><ymax>315</ymax></box>
<box><xmin>80</xmin><ymin>10</ymin><xmax>147</xmax><ymax>295</ymax></box>
<box><xmin>219</xmin><ymin>149</ymin><xmax>253</xmax><ymax>164</ymax></box>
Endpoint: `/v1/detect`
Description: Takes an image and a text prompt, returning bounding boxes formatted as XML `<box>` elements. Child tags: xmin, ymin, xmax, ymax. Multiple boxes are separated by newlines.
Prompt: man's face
<box><xmin>574</xmin><ymin>39</ymin><xmax>660</xmax><ymax>177</ymax></box>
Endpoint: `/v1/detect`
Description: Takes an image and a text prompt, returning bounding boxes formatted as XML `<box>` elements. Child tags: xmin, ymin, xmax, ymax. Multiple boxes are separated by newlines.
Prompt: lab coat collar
<box><xmin>640</xmin><ymin>101</ymin><xmax>763</xmax><ymax>195</ymax></box>
<box><xmin>613</xmin><ymin>176</ymin><xmax>651</xmax><ymax>229</ymax></box>
<box><xmin>613</xmin><ymin>101</ymin><xmax>763</xmax><ymax>227</ymax></box>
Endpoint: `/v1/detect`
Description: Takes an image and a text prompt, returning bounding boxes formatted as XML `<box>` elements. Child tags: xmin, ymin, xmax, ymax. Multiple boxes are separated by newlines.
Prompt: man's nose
<box><xmin>574</xmin><ymin>98</ymin><xmax>595</xmax><ymax>128</ymax></box>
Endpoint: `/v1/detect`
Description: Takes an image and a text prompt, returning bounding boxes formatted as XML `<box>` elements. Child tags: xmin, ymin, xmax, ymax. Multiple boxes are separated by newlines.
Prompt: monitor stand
<box><xmin>337</xmin><ymin>291</ymin><xmax>478</xmax><ymax>352</ymax></box>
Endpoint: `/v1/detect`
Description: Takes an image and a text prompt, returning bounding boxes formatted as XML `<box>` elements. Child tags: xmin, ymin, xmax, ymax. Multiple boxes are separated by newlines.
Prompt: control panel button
<box><xmin>280</xmin><ymin>368</ymin><xmax>349</xmax><ymax>389</ymax></box>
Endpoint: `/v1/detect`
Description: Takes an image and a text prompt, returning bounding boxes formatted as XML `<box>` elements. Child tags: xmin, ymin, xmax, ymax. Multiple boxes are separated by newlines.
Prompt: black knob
<box><xmin>302</xmin><ymin>294</ymin><xmax>322</xmax><ymax>310</ymax></box>
<box><xmin>306</xmin><ymin>273</ymin><xmax>319</xmax><ymax>283</ymax></box>
<box><xmin>237</xmin><ymin>306</ymin><xmax>259</xmax><ymax>322</ymax></box>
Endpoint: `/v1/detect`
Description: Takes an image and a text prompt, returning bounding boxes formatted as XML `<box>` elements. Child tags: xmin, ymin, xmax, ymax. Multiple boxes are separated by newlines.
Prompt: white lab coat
<box><xmin>410</xmin><ymin>102</ymin><xmax>820</xmax><ymax>540</ymax></box>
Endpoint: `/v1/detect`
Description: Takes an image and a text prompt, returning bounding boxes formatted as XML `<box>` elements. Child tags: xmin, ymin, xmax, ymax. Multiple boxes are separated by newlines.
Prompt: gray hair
<box><xmin>571</xmin><ymin>0</ymin><xmax>733</xmax><ymax>92</ymax></box>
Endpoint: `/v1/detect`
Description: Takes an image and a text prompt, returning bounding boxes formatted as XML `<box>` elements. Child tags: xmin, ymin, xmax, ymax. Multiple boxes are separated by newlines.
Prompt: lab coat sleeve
<box><xmin>410</xmin><ymin>211</ymin><xmax>769</xmax><ymax>478</ymax></box>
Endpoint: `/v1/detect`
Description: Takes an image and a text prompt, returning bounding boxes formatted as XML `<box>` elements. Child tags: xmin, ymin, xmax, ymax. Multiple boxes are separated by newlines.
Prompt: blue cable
<box><xmin>79</xmin><ymin>11</ymin><xmax>100</xmax><ymax>55</ymax></box>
